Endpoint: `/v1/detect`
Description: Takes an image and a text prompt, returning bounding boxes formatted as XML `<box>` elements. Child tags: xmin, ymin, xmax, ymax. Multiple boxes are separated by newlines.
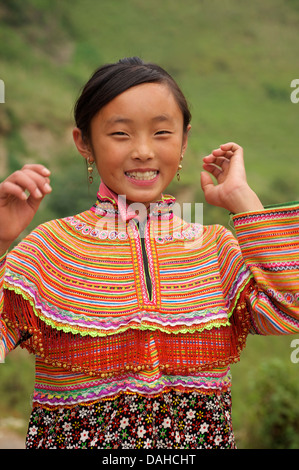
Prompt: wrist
<box><xmin>224</xmin><ymin>186</ymin><xmax>264</xmax><ymax>214</ymax></box>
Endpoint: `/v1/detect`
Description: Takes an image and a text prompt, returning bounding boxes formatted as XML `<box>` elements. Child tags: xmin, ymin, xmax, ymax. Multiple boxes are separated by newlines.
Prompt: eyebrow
<box><xmin>106</xmin><ymin>116</ymin><xmax>133</xmax><ymax>125</ymax></box>
<box><xmin>152</xmin><ymin>114</ymin><xmax>174</xmax><ymax>123</ymax></box>
<box><xmin>106</xmin><ymin>114</ymin><xmax>174</xmax><ymax>125</ymax></box>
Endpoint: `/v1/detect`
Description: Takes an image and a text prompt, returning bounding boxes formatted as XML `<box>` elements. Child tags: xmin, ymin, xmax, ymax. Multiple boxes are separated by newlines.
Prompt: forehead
<box><xmin>96</xmin><ymin>82</ymin><xmax>183</xmax><ymax>123</ymax></box>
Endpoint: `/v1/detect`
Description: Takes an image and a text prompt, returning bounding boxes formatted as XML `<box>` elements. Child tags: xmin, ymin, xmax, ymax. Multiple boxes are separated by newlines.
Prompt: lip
<box><xmin>125</xmin><ymin>169</ymin><xmax>159</xmax><ymax>186</ymax></box>
<box><xmin>125</xmin><ymin>168</ymin><xmax>159</xmax><ymax>173</ymax></box>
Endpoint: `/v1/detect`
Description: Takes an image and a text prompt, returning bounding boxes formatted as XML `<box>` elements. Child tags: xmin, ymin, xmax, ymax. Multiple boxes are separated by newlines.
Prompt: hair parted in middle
<box><xmin>74</xmin><ymin>57</ymin><xmax>192</xmax><ymax>142</ymax></box>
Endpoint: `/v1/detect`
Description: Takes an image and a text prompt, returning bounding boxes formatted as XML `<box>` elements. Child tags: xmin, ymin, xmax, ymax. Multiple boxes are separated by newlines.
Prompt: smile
<box><xmin>125</xmin><ymin>170</ymin><xmax>158</xmax><ymax>181</ymax></box>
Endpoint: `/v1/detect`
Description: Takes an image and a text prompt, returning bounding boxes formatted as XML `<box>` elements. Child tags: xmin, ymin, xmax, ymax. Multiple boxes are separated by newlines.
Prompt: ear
<box><xmin>181</xmin><ymin>124</ymin><xmax>191</xmax><ymax>156</ymax></box>
<box><xmin>72</xmin><ymin>127</ymin><xmax>93</xmax><ymax>161</ymax></box>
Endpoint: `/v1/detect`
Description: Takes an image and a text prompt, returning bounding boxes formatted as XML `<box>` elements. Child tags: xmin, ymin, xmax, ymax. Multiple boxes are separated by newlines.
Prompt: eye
<box><xmin>155</xmin><ymin>130</ymin><xmax>172</xmax><ymax>136</ymax></box>
<box><xmin>110</xmin><ymin>131</ymin><xmax>129</xmax><ymax>138</ymax></box>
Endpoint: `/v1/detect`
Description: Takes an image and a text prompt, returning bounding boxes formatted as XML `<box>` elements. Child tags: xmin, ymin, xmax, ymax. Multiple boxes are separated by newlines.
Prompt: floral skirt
<box><xmin>25</xmin><ymin>390</ymin><xmax>236</xmax><ymax>449</ymax></box>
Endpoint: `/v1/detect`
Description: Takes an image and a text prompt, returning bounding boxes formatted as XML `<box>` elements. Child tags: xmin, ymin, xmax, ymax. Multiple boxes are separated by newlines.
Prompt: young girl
<box><xmin>0</xmin><ymin>57</ymin><xmax>298</xmax><ymax>449</ymax></box>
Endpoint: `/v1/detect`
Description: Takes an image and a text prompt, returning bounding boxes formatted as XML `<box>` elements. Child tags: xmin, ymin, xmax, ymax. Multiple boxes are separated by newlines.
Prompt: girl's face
<box><xmin>73</xmin><ymin>82</ymin><xmax>190</xmax><ymax>207</ymax></box>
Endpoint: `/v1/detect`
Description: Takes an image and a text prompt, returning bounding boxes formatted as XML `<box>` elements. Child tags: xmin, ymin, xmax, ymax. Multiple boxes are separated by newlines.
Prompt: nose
<box><xmin>131</xmin><ymin>137</ymin><xmax>155</xmax><ymax>161</ymax></box>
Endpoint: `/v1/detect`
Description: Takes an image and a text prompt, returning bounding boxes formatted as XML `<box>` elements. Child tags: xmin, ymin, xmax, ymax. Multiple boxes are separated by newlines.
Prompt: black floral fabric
<box><xmin>26</xmin><ymin>390</ymin><xmax>236</xmax><ymax>449</ymax></box>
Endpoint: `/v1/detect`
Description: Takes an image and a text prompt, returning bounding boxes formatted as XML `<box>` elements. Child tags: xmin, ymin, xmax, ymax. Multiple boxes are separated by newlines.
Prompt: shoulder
<box><xmin>31</xmin><ymin>208</ymin><xmax>98</xmax><ymax>238</ymax></box>
<box><xmin>8</xmin><ymin>209</ymin><xmax>97</xmax><ymax>259</ymax></box>
<box><xmin>166</xmin><ymin>214</ymin><xmax>238</xmax><ymax>252</ymax></box>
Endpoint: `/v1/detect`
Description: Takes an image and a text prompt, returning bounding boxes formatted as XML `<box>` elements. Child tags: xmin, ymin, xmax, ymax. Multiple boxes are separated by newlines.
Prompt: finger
<box><xmin>21</xmin><ymin>165</ymin><xmax>52</xmax><ymax>195</ymax></box>
<box><xmin>22</xmin><ymin>169</ymin><xmax>52</xmax><ymax>196</ymax></box>
<box><xmin>0</xmin><ymin>180</ymin><xmax>29</xmax><ymax>201</ymax></box>
<box><xmin>202</xmin><ymin>162</ymin><xmax>223</xmax><ymax>180</ymax></box>
<box><xmin>203</xmin><ymin>154</ymin><xmax>230</xmax><ymax>167</ymax></box>
<box><xmin>22</xmin><ymin>164</ymin><xmax>51</xmax><ymax>177</ymax></box>
<box><xmin>220</xmin><ymin>142</ymin><xmax>241</xmax><ymax>152</ymax></box>
<box><xmin>200</xmin><ymin>171</ymin><xmax>215</xmax><ymax>192</ymax></box>
<box><xmin>200</xmin><ymin>172</ymin><xmax>219</xmax><ymax>205</ymax></box>
<box><xmin>21</xmin><ymin>166</ymin><xmax>51</xmax><ymax>186</ymax></box>
<box><xmin>5</xmin><ymin>169</ymin><xmax>52</xmax><ymax>199</ymax></box>
<box><xmin>220</xmin><ymin>151</ymin><xmax>234</xmax><ymax>158</ymax></box>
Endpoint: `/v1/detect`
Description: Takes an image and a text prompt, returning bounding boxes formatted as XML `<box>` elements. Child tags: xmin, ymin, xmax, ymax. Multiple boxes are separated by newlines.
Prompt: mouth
<box><xmin>125</xmin><ymin>170</ymin><xmax>159</xmax><ymax>181</ymax></box>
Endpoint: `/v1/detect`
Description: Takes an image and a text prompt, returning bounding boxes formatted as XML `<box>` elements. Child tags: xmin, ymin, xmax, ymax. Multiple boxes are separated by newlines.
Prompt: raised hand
<box><xmin>201</xmin><ymin>142</ymin><xmax>264</xmax><ymax>214</ymax></box>
<box><xmin>0</xmin><ymin>164</ymin><xmax>52</xmax><ymax>253</ymax></box>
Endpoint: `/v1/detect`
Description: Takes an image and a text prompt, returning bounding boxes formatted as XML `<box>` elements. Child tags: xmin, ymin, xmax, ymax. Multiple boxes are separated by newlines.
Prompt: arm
<box><xmin>0</xmin><ymin>165</ymin><xmax>52</xmax><ymax>361</ymax></box>
<box><xmin>232</xmin><ymin>203</ymin><xmax>299</xmax><ymax>335</ymax></box>
<box><xmin>201</xmin><ymin>141</ymin><xmax>299</xmax><ymax>333</ymax></box>
<box><xmin>0</xmin><ymin>252</ymin><xmax>21</xmax><ymax>362</ymax></box>
<box><xmin>215</xmin><ymin>203</ymin><xmax>299</xmax><ymax>336</ymax></box>
<box><xmin>0</xmin><ymin>252</ymin><xmax>6</xmax><ymax>362</ymax></box>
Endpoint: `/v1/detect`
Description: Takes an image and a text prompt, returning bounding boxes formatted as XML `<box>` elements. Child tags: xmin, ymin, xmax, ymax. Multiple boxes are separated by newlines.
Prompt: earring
<box><xmin>177</xmin><ymin>154</ymin><xmax>183</xmax><ymax>181</ymax></box>
<box><xmin>87</xmin><ymin>158</ymin><xmax>94</xmax><ymax>184</ymax></box>
<box><xmin>177</xmin><ymin>164</ymin><xmax>182</xmax><ymax>181</ymax></box>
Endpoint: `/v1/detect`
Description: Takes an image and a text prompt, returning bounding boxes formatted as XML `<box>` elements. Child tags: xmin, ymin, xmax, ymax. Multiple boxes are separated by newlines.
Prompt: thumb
<box><xmin>26</xmin><ymin>191</ymin><xmax>46</xmax><ymax>214</ymax></box>
<box><xmin>200</xmin><ymin>171</ymin><xmax>214</xmax><ymax>195</ymax></box>
<box><xmin>200</xmin><ymin>171</ymin><xmax>219</xmax><ymax>206</ymax></box>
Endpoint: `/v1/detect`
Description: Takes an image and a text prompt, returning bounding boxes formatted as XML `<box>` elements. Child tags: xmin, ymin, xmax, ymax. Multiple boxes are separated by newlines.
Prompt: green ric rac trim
<box><xmin>263</xmin><ymin>201</ymin><xmax>299</xmax><ymax>209</ymax></box>
<box><xmin>34</xmin><ymin>373</ymin><xmax>229</xmax><ymax>401</ymax></box>
<box><xmin>4</xmin><ymin>281</ymin><xmax>231</xmax><ymax>338</ymax></box>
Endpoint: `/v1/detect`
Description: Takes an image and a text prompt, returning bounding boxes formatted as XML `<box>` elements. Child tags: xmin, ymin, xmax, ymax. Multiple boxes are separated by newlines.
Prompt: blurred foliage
<box><xmin>1</xmin><ymin>0</ymin><xmax>298</xmax><ymax>233</ymax></box>
<box><xmin>0</xmin><ymin>349</ymin><xmax>34</xmax><ymax>426</ymax></box>
<box><xmin>0</xmin><ymin>0</ymin><xmax>299</xmax><ymax>448</ymax></box>
<box><xmin>245</xmin><ymin>359</ymin><xmax>299</xmax><ymax>449</ymax></box>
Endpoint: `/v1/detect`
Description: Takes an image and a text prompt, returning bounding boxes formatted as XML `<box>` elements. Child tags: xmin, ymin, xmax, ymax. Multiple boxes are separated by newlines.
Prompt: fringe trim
<box><xmin>4</xmin><ymin>275</ymin><xmax>232</xmax><ymax>337</ymax></box>
<box><xmin>2</xmin><ymin>279</ymin><xmax>254</xmax><ymax>378</ymax></box>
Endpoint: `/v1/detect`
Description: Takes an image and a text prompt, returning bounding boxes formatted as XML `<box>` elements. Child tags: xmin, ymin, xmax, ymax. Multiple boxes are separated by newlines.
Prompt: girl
<box><xmin>0</xmin><ymin>57</ymin><xmax>298</xmax><ymax>449</ymax></box>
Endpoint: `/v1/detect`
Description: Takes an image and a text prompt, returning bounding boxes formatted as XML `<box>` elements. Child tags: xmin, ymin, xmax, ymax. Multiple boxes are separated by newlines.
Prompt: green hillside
<box><xmin>0</xmin><ymin>0</ymin><xmax>299</xmax><ymax>449</ymax></box>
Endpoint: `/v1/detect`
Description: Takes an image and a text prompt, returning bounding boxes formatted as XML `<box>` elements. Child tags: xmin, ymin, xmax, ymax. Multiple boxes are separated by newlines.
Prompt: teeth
<box><xmin>126</xmin><ymin>170</ymin><xmax>158</xmax><ymax>180</ymax></box>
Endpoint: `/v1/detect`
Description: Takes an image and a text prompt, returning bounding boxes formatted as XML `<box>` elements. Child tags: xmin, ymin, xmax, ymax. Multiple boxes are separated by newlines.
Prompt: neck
<box><xmin>93</xmin><ymin>181</ymin><xmax>176</xmax><ymax>223</ymax></box>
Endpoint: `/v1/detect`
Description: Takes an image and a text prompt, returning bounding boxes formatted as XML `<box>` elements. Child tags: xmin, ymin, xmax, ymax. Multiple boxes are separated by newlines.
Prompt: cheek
<box><xmin>92</xmin><ymin>141</ymin><xmax>121</xmax><ymax>168</ymax></box>
<box><xmin>164</xmin><ymin>147</ymin><xmax>182</xmax><ymax>168</ymax></box>
<box><xmin>160</xmin><ymin>139</ymin><xmax>181</xmax><ymax>158</ymax></box>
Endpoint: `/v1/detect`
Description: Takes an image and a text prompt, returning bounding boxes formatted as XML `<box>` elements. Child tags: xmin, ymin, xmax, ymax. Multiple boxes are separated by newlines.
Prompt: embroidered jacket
<box><xmin>0</xmin><ymin>185</ymin><xmax>298</xmax><ymax>409</ymax></box>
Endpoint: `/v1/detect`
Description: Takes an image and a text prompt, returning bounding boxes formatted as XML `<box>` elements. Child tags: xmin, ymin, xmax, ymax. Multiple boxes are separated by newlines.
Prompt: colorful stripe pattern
<box><xmin>232</xmin><ymin>204</ymin><xmax>299</xmax><ymax>334</ymax></box>
<box><xmin>0</xmin><ymin>252</ymin><xmax>19</xmax><ymax>362</ymax></box>
<box><xmin>1</xmin><ymin>192</ymin><xmax>298</xmax><ymax>408</ymax></box>
<box><xmin>32</xmin><ymin>354</ymin><xmax>232</xmax><ymax>409</ymax></box>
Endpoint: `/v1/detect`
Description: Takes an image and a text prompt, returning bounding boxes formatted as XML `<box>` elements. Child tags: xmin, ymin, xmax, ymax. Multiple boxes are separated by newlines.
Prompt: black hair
<box><xmin>74</xmin><ymin>57</ymin><xmax>191</xmax><ymax>141</ymax></box>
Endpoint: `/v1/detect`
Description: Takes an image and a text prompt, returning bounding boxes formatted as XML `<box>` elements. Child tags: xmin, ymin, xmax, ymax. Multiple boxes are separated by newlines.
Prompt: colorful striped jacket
<box><xmin>0</xmin><ymin>185</ymin><xmax>298</xmax><ymax>409</ymax></box>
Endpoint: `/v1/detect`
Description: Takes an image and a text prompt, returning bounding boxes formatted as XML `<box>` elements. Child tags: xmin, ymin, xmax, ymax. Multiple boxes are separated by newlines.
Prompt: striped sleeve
<box><xmin>232</xmin><ymin>202</ymin><xmax>299</xmax><ymax>335</ymax></box>
<box><xmin>0</xmin><ymin>252</ymin><xmax>20</xmax><ymax>362</ymax></box>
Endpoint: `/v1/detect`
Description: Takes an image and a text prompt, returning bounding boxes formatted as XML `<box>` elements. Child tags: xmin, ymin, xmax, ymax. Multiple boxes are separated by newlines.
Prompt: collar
<box><xmin>91</xmin><ymin>181</ymin><xmax>176</xmax><ymax>222</ymax></box>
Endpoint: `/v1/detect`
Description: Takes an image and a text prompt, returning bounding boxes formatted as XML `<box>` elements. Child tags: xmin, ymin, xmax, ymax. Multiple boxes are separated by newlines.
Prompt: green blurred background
<box><xmin>0</xmin><ymin>0</ymin><xmax>299</xmax><ymax>449</ymax></box>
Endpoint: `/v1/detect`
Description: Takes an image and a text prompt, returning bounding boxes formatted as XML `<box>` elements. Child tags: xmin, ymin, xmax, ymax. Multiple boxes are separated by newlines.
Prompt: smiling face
<box><xmin>73</xmin><ymin>82</ymin><xmax>190</xmax><ymax>207</ymax></box>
